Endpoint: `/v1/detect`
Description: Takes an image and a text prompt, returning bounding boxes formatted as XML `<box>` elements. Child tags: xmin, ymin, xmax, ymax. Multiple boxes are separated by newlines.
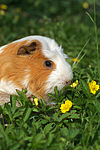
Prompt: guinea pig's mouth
<box><xmin>66</xmin><ymin>80</ymin><xmax>71</xmax><ymax>86</ymax></box>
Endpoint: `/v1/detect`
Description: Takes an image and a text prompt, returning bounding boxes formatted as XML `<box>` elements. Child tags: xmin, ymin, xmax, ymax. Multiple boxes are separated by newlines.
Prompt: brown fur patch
<box><xmin>17</xmin><ymin>40</ymin><xmax>41</xmax><ymax>55</ymax></box>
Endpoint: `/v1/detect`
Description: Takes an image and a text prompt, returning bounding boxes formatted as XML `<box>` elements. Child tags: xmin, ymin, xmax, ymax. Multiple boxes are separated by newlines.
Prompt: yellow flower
<box><xmin>72</xmin><ymin>58</ymin><xmax>80</xmax><ymax>63</ymax></box>
<box><xmin>88</xmin><ymin>80</ymin><xmax>99</xmax><ymax>94</ymax></box>
<box><xmin>0</xmin><ymin>10</ymin><xmax>5</xmax><ymax>15</ymax></box>
<box><xmin>70</xmin><ymin>80</ymin><xmax>78</xmax><ymax>88</ymax></box>
<box><xmin>34</xmin><ymin>98</ymin><xmax>39</xmax><ymax>106</ymax></box>
<box><xmin>82</xmin><ymin>2</ymin><xmax>89</xmax><ymax>9</ymax></box>
<box><xmin>0</xmin><ymin>4</ymin><xmax>7</xmax><ymax>10</ymax></box>
<box><xmin>60</xmin><ymin>100</ymin><xmax>72</xmax><ymax>113</ymax></box>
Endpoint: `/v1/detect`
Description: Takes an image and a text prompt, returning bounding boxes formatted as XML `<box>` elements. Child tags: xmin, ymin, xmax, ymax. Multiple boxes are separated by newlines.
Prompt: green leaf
<box><xmin>68</xmin><ymin>128</ymin><xmax>79</xmax><ymax>139</ymax></box>
<box><xmin>22</xmin><ymin>107</ymin><xmax>32</xmax><ymax>123</ymax></box>
<box><xmin>52</xmin><ymin>112</ymin><xmax>59</xmax><ymax>121</ymax></box>
<box><xmin>92</xmin><ymin>100</ymin><xmax>100</xmax><ymax>113</ymax></box>
<box><xmin>96</xmin><ymin>91</ymin><xmax>100</xmax><ymax>98</ymax></box>
<box><xmin>48</xmin><ymin>93</ymin><xmax>56</xmax><ymax>98</ymax></box>
<box><xmin>35</xmin><ymin>133</ymin><xmax>46</xmax><ymax>144</ymax></box>
<box><xmin>4</xmin><ymin>103</ymin><xmax>13</xmax><ymax>122</ymax></box>
<box><xmin>57</xmin><ymin>111</ymin><xmax>76</xmax><ymax>122</ymax></box>
<box><xmin>0</xmin><ymin>105</ymin><xmax>3</xmax><ymax>114</ymax></box>
<box><xmin>0</xmin><ymin>123</ymin><xmax>9</xmax><ymax>147</ymax></box>
<box><xmin>16</xmin><ymin>90</ymin><xmax>29</xmax><ymax>105</ymax></box>
<box><xmin>73</xmin><ymin>106</ymin><xmax>81</xmax><ymax>109</ymax></box>
<box><xmin>11</xmin><ymin>106</ymin><xmax>18</xmax><ymax>115</ymax></box>
<box><xmin>13</xmin><ymin>110</ymin><xmax>22</xmax><ymax>119</ymax></box>
<box><xmin>32</xmin><ymin>107</ymin><xmax>39</xmax><ymax>112</ymax></box>
<box><xmin>40</xmin><ymin>119</ymin><xmax>48</xmax><ymax>125</ymax></box>
<box><xmin>61</xmin><ymin>127</ymin><xmax>79</xmax><ymax>139</ymax></box>
<box><xmin>44</xmin><ymin>123</ymin><xmax>54</xmax><ymax>135</ymax></box>
<box><xmin>41</xmin><ymin>114</ymin><xmax>51</xmax><ymax>121</ymax></box>
<box><xmin>60</xmin><ymin>127</ymin><xmax>69</xmax><ymax>137</ymax></box>
<box><xmin>80</xmin><ymin>79</ymin><xmax>91</xmax><ymax>99</ymax></box>
<box><xmin>10</xmin><ymin>95</ymin><xmax>17</xmax><ymax>107</ymax></box>
<box><xmin>60</xmin><ymin>90</ymin><xmax>63</xmax><ymax>96</ymax></box>
<box><xmin>54</xmin><ymin>86</ymin><xmax>59</xmax><ymax>97</ymax></box>
<box><xmin>68</xmin><ymin>113</ymin><xmax>80</xmax><ymax>119</ymax></box>
<box><xmin>9</xmin><ymin>143</ymin><xmax>21</xmax><ymax>150</ymax></box>
<box><xmin>46</xmin><ymin>133</ymin><xmax>54</xmax><ymax>147</ymax></box>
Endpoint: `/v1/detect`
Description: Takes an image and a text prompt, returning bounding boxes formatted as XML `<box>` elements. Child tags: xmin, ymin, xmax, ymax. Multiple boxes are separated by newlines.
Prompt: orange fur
<box><xmin>0</xmin><ymin>39</ymin><xmax>56</xmax><ymax>100</ymax></box>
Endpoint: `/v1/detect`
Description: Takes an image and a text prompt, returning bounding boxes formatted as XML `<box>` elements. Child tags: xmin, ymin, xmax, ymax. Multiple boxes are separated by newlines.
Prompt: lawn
<box><xmin>0</xmin><ymin>0</ymin><xmax>100</xmax><ymax>150</ymax></box>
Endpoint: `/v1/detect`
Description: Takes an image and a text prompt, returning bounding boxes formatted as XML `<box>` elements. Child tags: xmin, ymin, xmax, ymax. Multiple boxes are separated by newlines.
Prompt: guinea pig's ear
<box><xmin>17</xmin><ymin>41</ymin><xmax>38</xmax><ymax>55</ymax></box>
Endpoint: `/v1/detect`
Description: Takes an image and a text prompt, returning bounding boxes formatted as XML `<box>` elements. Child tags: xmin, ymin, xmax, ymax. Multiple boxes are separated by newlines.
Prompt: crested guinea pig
<box><xmin>0</xmin><ymin>35</ymin><xmax>73</xmax><ymax>104</ymax></box>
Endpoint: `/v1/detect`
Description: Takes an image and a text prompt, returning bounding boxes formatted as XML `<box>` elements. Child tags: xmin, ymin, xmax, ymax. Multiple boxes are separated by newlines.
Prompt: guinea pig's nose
<box><xmin>66</xmin><ymin>80</ymin><xmax>71</xmax><ymax>86</ymax></box>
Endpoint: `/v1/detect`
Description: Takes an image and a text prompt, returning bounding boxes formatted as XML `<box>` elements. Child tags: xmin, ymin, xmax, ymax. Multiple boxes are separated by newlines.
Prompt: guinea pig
<box><xmin>0</xmin><ymin>35</ymin><xmax>73</xmax><ymax>104</ymax></box>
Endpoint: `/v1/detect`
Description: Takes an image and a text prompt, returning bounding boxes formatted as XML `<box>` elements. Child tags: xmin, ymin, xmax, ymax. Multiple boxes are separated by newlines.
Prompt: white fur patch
<box><xmin>45</xmin><ymin>59</ymin><xmax>73</xmax><ymax>94</ymax></box>
<box><xmin>0</xmin><ymin>46</ymin><xmax>5</xmax><ymax>54</ymax></box>
<box><xmin>0</xmin><ymin>78</ymin><xmax>20</xmax><ymax>95</ymax></box>
<box><xmin>39</xmin><ymin>37</ymin><xmax>73</xmax><ymax>94</ymax></box>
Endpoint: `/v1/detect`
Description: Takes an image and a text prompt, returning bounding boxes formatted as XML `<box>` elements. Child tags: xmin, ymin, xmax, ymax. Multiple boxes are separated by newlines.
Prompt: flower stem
<box><xmin>94</xmin><ymin>0</ymin><xmax>100</xmax><ymax>83</ymax></box>
<box><xmin>86</xmin><ymin>0</ymin><xmax>100</xmax><ymax>83</ymax></box>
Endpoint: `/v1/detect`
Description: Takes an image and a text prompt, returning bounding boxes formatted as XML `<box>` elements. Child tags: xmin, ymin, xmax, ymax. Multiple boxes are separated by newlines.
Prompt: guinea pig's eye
<box><xmin>44</xmin><ymin>60</ymin><xmax>53</xmax><ymax>68</ymax></box>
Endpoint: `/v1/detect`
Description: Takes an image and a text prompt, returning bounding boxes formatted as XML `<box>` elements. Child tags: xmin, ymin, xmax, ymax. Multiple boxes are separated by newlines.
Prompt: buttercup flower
<box><xmin>0</xmin><ymin>4</ymin><xmax>7</xmax><ymax>10</ymax></box>
<box><xmin>82</xmin><ymin>2</ymin><xmax>89</xmax><ymax>9</ymax></box>
<box><xmin>72</xmin><ymin>58</ymin><xmax>80</xmax><ymax>63</ymax></box>
<box><xmin>0</xmin><ymin>10</ymin><xmax>5</xmax><ymax>15</ymax></box>
<box><xmin>70</xmin><ymin>80</ymin><xmax>78</xmax><ymax>88</ymax></box>
<box><xmin>60</xmin><ymin>100</ymin><xmax>72</xmax><ymax>113</ymax></box>
<box><xmin>88</xmin><ymin>80</ymin><xmax>99</xmax><ymax>94</ymax></box>
<box><xmin>34</xmin><ymin>98</ymin><xmax>39</xmax><ymax>106</ymax></box>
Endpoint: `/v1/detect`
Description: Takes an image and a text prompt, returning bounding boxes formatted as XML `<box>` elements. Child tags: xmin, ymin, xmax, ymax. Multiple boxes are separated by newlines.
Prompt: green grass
<box><xmin>0</xmin><ymin>0</ymin><xmax>100</xmax><ymax>149</ymax></box>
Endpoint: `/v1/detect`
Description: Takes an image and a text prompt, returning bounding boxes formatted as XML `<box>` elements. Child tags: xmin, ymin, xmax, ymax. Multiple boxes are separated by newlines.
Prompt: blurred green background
<box><xmin>0</xmin><ymin>0</ymin><xmax>100</xmax><ymax>69</ymax></box>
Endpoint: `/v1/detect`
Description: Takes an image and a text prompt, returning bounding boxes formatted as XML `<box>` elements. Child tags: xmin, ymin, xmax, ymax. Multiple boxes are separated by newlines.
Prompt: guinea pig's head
<box><xmin>17</xmin><ymin>36</ymin><xmax>73</xmax><ymax>103</ymax></box>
